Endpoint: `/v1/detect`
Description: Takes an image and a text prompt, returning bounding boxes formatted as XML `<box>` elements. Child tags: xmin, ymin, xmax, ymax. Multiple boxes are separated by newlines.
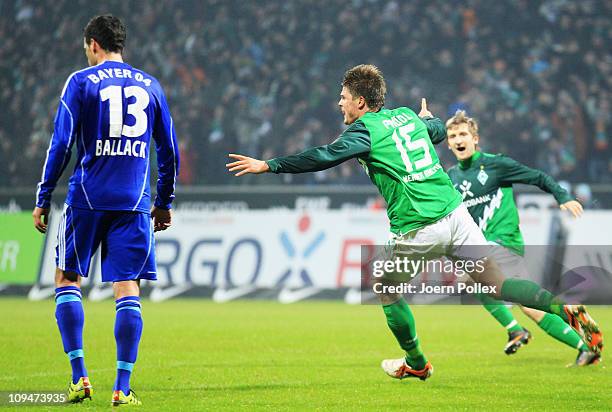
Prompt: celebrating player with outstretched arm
<box><xmin>445</xmin><ymin>110</ymin><xmax>599</xmax><ymax>366</ymax></box>
<box><xmin>226</xmin><ymin>64</ymin><xmax>602</xmax><ymax>381</ymax></box>
<box><xmin>32</xmin><ymin>15</ymin><xmax>179</xmax><ymax>406</ymax></box>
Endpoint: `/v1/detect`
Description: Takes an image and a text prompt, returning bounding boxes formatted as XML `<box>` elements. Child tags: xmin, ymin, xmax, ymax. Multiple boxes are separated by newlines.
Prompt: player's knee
<box><xmin>520</xmin><ymin>305</ymin><xmax>545</xmax><ymax>322</ymax></box>
<box><xmin>470</xmin><ymin>258</ymin><xmax>503</xmax><ymax>297</ymax></box>
<box><xmin>378</xmin><ymin>291</ymin><xmax>401</xmax><ymax>305</ymax></box>
<box><xmin>113</xmin><ymin>280</ymin><xmax>141</xmax><ymax>299</ymax></box>
<box><xmin>55</xmin><ymin>268</ymin><xmax>80</xmax><ymax>287</ymax></box>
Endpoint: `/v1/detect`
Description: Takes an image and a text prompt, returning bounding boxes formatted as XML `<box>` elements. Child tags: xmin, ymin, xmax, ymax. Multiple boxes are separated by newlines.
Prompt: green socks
<box><xmin>500</xmin><ymin>279</ymin><xmax>568</xmax><ymax>321</ymax></box>
<box><xmin>538</xmin><ymin>313</ymin><xmax>586</xmax><ymax>351</ymax></box>
<box><xmin>478</xmin><ymin>294</ymin><xmax>523</xmax><ymax>333</ymax></box>
<box><xmin>382</xmin><ymin>298</ymin><xmax>427</xmax><ymax>369</ymax></box>
<box><xmin>498</xmin><ymin>280</ymin><xmax>585</xmax><ymax>350</ymax></box>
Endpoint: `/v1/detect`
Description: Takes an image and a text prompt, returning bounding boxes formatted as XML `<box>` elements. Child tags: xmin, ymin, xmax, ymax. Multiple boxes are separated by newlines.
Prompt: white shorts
<box><xmin>391</xmin><ymin>203</ymin><xmax>488</xmax><ymax>262</ymax></box>
<box><xmin>486</xmin><ymin>242</ymin><xmax>530</xmax><ymax>279</ymax></box>
<box><xmin>376</xmin><ymin>204</ymin><xmax>490</xmax><ymax>282</ymax></box>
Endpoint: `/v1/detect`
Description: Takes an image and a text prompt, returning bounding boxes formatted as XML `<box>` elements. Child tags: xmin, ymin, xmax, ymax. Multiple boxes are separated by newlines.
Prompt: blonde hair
<box><xmin>445</xmin><ymin>110</ymin><xmax>479</xmax><ymax>136</ymax></box>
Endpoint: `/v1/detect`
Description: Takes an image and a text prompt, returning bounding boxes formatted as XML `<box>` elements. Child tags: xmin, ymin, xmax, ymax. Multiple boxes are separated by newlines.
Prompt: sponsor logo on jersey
<box><xmin>458</xmin><ymin>180</ymin><xmax>474</xmax><ymax>199</ymax></box>
<box><xmin>402</xmin><ymin>164</ymin><xmax>442</xmax><ymax>182</ymax></box>
<box><xmin>478</xmin><ymin>188</ymin><xmax>503</xmax><ymax>231</ymax></box>
<box><xmin>464</xmin><ymin>194</ymin><xmax>492</xmax><ymax>208</ymax></box>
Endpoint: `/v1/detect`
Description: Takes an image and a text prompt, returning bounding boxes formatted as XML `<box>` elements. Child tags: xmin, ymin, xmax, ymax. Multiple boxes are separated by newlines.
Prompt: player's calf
<box><xmin>113</xmin><ymin>293</ymin><xmax>143</xmax><ymax>401</ymax></box>
<box><xmin>54</xmin><ymin>283</ymin><xmax>89</xmax><ymax>387</ymax></box>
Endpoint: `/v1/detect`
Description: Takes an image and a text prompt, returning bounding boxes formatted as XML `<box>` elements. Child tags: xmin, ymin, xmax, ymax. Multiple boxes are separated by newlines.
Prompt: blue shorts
<box><xmin>55</xmin><ymin>205</ymin><xmax>157</xmax><ymax>282</ymax></box>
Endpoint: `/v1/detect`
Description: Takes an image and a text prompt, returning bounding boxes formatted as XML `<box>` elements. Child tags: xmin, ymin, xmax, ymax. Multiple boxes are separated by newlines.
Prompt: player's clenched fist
<box><xmin>226</xmin><ymin>154</ymin><xmax>270</xmax><ymax>176</ymax></box>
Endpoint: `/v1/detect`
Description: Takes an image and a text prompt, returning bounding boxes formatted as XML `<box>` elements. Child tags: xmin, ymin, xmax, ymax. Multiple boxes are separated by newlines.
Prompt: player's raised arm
<box><xmin>33</xmin><ymin>75</ymin><xmax>82</xmax><ymax>233</ymax></box>
<box><xmin>497</xmin><ymin>154</ymin><xmax>582</xmax><ymax>217</ymax></box>
<box><xmin>418</xmin><ymin>98</ymin><xmax>447</xmax><ymax>145</ymax></box>
<box><xmin>151</xmin><ymin>88</ymin><xmax>180</xmax><ymax>230</ymax></box>
<box><xmin>227</xmin><ymin>121</ymin><xmax>371</xmax><ymax>176</ymax></box>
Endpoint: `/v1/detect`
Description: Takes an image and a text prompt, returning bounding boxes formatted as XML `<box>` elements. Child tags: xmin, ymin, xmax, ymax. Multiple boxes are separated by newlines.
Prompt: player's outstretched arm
<box><xmin>497</xmin><ymin>155</ymin><xmax>582</xmax><ymax>217</ymax></box>
<box><xmin>227</xmin><ymin>122</ymin><xmax>371</xmax><ymax>176</ymax></box>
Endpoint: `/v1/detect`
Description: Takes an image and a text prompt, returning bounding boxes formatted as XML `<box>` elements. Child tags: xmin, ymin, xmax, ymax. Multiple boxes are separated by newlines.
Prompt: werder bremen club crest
<box><xmin>477</xmin><ymin>168</ymin><xmax>488</xmax><ymax>185</ymax></box>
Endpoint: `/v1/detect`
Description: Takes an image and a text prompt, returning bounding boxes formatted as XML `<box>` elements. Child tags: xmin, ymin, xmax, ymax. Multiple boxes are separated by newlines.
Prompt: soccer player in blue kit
<box><xmin>32</xmin><ymin>15</ymin><xmax>179</xmax><ymax>406</ymax></box>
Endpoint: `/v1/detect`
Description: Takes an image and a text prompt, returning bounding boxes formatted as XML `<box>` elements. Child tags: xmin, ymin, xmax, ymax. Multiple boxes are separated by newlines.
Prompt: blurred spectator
<box><xmin>0</xmin><ymin>0</ymin><xmax>610</xmax><ymax>188</ymax></box>
<box><xmin>575</xmin><ymin>183</ymin><xmax>599</xmax><ymax>209</ymax></box>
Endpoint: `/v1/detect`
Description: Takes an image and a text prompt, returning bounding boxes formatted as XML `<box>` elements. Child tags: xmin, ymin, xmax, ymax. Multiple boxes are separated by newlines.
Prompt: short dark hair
<box><xmin>83</xmin><ymin>15</ymin><xmax>126</xmax><ymax>53</ymax></box>
<box><xmin>341</xmin><ymin>64</ymin><xmax>386</xmax><ymax>110</ymax></box>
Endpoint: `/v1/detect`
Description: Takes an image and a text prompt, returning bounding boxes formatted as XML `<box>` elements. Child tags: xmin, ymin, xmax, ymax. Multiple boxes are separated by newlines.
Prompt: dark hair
<box><xmin>341</xmin><ymin>64</ymin><xmax>386</xmax><ymax>110</ymax></box>
<box><xmin>83</xmin><ymin>15</ymin><xmax>126</xmax><ymax>53</ymax></box>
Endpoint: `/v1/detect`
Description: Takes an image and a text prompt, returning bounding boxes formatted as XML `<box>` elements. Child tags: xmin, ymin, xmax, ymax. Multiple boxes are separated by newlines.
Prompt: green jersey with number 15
<box><xmin>267</xmin><ymin>107</ymin><xmax>462</xmax><ymax>234</ymax></box>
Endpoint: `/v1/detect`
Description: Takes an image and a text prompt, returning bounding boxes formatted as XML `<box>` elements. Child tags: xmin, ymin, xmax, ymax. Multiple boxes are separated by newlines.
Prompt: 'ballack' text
<box><xmin>95</xmin><ymin>139</ymin><xmax>147</xmax><ymax>158</ymax></box>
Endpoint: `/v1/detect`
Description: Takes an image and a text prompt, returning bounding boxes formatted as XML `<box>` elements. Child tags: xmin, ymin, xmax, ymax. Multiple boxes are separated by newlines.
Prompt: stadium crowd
<box><xmin>1</xmin><ymin>0</ymin><xmax>610</xmax><ymax>187</ymax></box>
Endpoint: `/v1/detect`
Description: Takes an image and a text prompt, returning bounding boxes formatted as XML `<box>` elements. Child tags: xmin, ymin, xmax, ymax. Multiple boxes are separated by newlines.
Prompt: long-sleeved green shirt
<box><xmin>447</xmin><ymin>150</ymin><xmax>574</xmax><ymax>255</ymax></box>
<box><xmin>267</xmin><ymin>107</ymin><xmax>462</xmax><ymax>234</ymax></box>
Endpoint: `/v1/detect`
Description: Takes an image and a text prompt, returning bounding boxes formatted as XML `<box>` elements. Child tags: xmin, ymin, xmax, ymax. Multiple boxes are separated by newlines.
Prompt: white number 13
<box><xmin>100</xmin><ymin>85</ymin><xmax>149</xmax><ymax>138</ymax></box>
<box><xmin>391</xmin><ymin>123</ymin><xmax>433</xmax><ymax>173</ymax></box>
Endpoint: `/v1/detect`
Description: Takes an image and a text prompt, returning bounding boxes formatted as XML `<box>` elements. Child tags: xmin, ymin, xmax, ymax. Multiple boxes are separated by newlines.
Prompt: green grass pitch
<box><xmin>0</xmin><ymin>299</ymin><xmax>610</xmax><ymax>411</ymax></box>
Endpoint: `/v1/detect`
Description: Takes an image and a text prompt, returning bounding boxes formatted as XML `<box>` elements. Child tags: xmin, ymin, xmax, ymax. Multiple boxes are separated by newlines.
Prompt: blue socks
<box><xmin>55</xmin><ymin>286</ymin><xmax>87</xmax><ymax>384</ymax></box>
<box><xmin>114</xmin><ymin>296</ymin><xmax>143</xmax><ymax>396</ymax></box>
<box><xmin>55</xmin><ymin>289</ymin><xmax>143</xmax><ymax>393</ymax></box>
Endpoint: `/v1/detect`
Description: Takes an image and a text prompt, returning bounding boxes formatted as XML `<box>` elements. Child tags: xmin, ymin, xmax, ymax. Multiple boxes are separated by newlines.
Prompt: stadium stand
<box><xmin>0</xmin><ymin>0</ymin><xmax>609</xmax><ymax>186</ymax></box>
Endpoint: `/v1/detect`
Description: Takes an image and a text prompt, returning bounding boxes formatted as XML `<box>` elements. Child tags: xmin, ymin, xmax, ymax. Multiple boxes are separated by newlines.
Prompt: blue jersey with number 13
<box><xmin>36</xmin><ymin>60</ymin><xmax>179</xmax><ymax>212</ymax></box>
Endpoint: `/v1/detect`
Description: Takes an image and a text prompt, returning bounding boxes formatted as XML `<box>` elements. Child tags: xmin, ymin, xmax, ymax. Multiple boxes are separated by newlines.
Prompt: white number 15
<box><xmin>391</xmin><ymin>123</ymin><xmax>433</xmax><ymax>173</ymax></box>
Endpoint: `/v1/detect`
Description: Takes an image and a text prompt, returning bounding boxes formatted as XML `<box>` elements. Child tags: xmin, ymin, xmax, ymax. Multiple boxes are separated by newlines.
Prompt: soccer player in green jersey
<box><xmin>226</xmin><ymin>64</ymin><xmax>603</xmax><ymax>380</ymax></box>
<box><xmin>445</xmin><ymin>110</ymin><xmax>600</xmax><ymax>366</ymax></box>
